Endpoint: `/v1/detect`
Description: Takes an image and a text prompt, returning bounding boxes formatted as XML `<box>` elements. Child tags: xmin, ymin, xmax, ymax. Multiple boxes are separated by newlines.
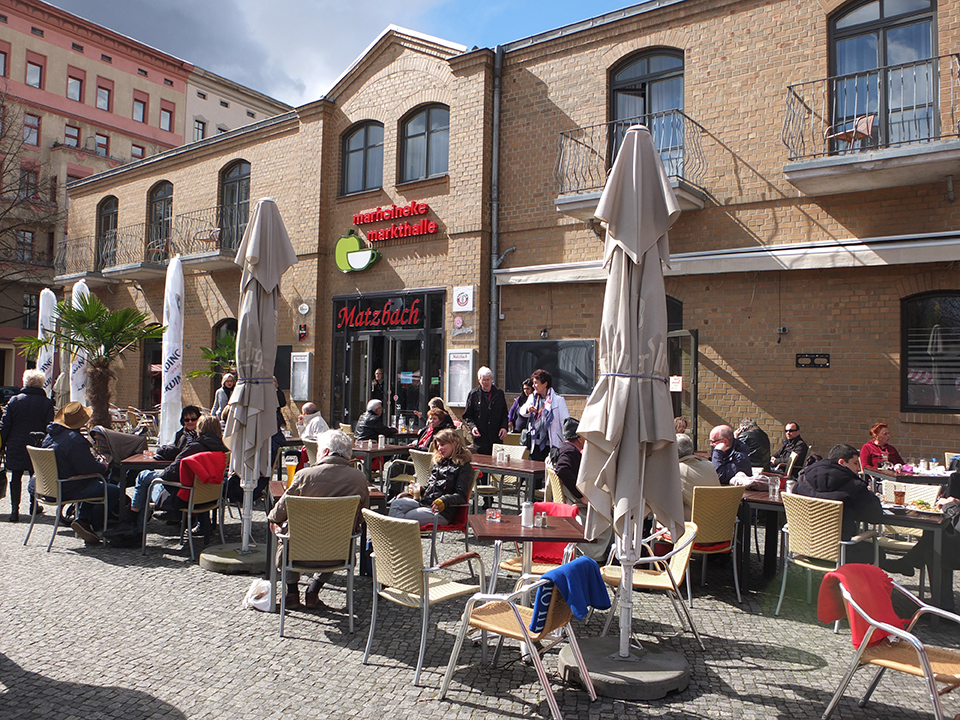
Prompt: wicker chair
<box><xmin>339</xmin><ymin>423</ymin><xmax>355</xmax><ymax>439</ymax></box>
<box><xmin>687</xmin><ymin>484</ymin><xmax>744</xmax><ymax>604</ymax></box>
<box><xmin>474</xmin><ymin>443</ymin><xmax>529</xmax><ymax>511</ymax></box>
<box><xmin>24</xmin><ymin>445</ymin><xmax>109</xmax><ymax>552</ymax></box>
<box><xmin>439</xmin><ymin>567</ymin><xmax>599</xmax><ymax>720</ymax></box>
<box><xmin>362</xmin><ymin>509</ymin><xmax>485</xmax><ymax>686</ymax></box>
<box><xmin>601</xmin><ymin>522</ymin><xmax>703</xmax><ymax>648</ymax></box>
<box><xmin>278</xmin><ymin>495</ymin><xmax>361</xmax><ymax>636</ymax></box>
<box><xmin>499</xmin><ymin>501</ymin><xmax>578</xmax><ymax>580</ymax></box>
<box><xmin>775</xmin><ymin>493</ymin><xmax>878</xmax><ymax>620</ymax></box>
<box><xmin>546</xmin><ymin>466</ymin><xmax>574</xmax><ymax>505</ymax></box>
<box><xmin>384</xmin><ymin>448</ymin><xmax>433</xmax><ymax>496</ymax></box>
<box><xmin>820</xmin><ymin>564</ymin><xmax>960</xmax><ymax>720</ymax></box>
<box><xmin>302</xmin><ymin>440</ymin><xmax>318</xmax><ymax>466</ymax></box>
<box><xmin>878</xmin><ymin>482</ymin><xmax>939</xmax><ymax>596</ymax></box>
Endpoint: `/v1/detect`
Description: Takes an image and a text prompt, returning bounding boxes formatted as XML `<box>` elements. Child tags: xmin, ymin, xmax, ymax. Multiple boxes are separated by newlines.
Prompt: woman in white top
<box><xmin>519</xmin><ymin>368</ymin><xmax>569</xmax><ymax>462</ymax></box>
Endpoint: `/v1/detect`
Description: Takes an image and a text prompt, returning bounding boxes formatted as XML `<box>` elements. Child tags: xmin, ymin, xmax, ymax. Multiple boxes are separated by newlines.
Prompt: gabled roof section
<box><xmin>324</xmin><ymin>25</ymin><xmax>466</xmax><ymax>102</ymax></box>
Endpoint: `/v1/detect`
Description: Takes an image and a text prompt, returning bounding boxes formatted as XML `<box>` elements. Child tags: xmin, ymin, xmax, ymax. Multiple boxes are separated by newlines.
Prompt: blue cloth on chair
<box><xmin>529</xmin><ymin>556</ymin><xmax>611</xmax><ymax>632</ymax></box>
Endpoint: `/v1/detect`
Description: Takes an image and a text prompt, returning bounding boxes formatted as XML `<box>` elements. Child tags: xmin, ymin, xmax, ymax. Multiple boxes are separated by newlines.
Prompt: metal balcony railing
<box><xmin>782</xmin><ymin>53</ymin><xmax>960</xmax><ymax>161</ymax></box>
<box><xmin>174</xmin><ymin>205</ymin><xmax>247</xmax><ymax>256</ymax></box>
<box><xmin>55</xmin><ymin>235</ymin><xmax>95</xmax><ymax>276</ymax></box>
<box><xmin>555</xmin><ymin>110</ymin><xmax>706</xmax><ymax>195</ymax></box>
<box><xmin>100</xmin><ymin>222</ymin><xmax>168</xmax><ymax>270</ymax></box>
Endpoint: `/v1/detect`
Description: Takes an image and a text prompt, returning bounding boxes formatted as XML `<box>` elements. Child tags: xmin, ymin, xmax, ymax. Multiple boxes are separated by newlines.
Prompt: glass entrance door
<box><xmin>667</xmin><ymin>328</ymin><xmax>698</xmax><ymax>449</ymax></box>
<box><xmin>344</xmin><ymin>332</ymin><xmax>425</xmax><ymax>429</ymax></box>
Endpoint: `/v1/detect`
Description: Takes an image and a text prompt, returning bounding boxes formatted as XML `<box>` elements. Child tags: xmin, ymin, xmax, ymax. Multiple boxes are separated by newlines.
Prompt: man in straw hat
<box><xmin>33</xmin><ymin>401</ymin><xmax>120</xmax><ymax>545</ymax></box>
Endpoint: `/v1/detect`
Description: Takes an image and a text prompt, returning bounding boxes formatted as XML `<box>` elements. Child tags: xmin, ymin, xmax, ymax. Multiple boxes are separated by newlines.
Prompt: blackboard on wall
<box><xmin>504</xmin><ymin>340</ymin><xmax>596</xmax><ymax>396</ymax></box>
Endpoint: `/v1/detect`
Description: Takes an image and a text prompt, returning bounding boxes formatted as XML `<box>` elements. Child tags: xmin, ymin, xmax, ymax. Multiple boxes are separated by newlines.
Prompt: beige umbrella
<box><xmin>224</xmin><ymin>198</ymin><xmax>298</xmax><ymax>552</ymax></box>
<box><xmin>577</xmin><ymin>125</ymin><xmax>684</xmax><ymax>659</ymax></box>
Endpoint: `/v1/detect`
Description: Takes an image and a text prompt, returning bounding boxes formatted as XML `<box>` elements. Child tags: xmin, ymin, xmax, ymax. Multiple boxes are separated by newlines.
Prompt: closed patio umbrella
<box><xmin>577</xmin><ymin>124</ymin><xmax>685</xmax><ymax>659</ymax></box>
<box><xmin>158</xmin><ymin>256</ymin><xmax>184</xmax><ymax>446</ymax></box>
<box><xmin>224</xmin><ymin>198</ymin><xmax>297</xmax><ymax>552</ymax></box>
<box><xmin>37</xmin><ymin>288</ymin><xmax>57</xmax><ymax>397</ymax></box>
<box><xmin>69</xmin><ymin>279</ymin><xmax>89</xmax><ymax>403</ymax></box>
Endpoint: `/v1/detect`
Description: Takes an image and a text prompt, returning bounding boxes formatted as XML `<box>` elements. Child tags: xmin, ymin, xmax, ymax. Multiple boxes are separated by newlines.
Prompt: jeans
<box><xmin>132</xmin><ymin>469</ymin><xmax>165</xmax><ymax>511</ymax></box>
<box><xmin>28</xmin><ymin>475</ymin><xmax>120</xmax><ymax>526</ymax></box>
<box><xmin>389</xmin><ymin>496</ymin><xmax>440</xmax><ymax>525</ymax></box>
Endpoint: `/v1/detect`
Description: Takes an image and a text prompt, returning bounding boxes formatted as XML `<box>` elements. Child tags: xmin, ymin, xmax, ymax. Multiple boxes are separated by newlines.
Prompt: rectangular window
<box><xmin>30</xmin><ymin>26</ymin><xmax>43</xmax><ymax>37</ymax></box>
<box><xmin>246</xmin><ymin>110</ymin><xmax>255</xmax><ymax>119</ymax></box>
<box><xmin>133</xmin><ymin>98</ymin><xmax>146</xmax><ymax>122</ymax></box>
<box><xmin>71</xmin><ymin>42</ymin><xmax>83</xmax><ymax>52</ymax></box>
<box><xmin>163</xmin><ymin>78</ymin><xmax>173</xmax><ymax>86</ymax></box>
<box><xmin>131</xmin><ymin>144</ymin><xmax>144</xmax><ymax>159</ymax></box>
<box><xmin>15</xmin><ymin>230</ymin><xmax>34</xmax><ymax>263</ymax></box>
<box><xmin>159</xmin><ymin>102</ymin><xmax>174</xmax><ymax>131</ymax></box>
<box><xmin>220</xmin><ymin>99</ymin><xmax>229</xmax><ymax>108</ymax></box>
<box><xmin>137</xmin><ymin>68</ymin><xmax>148</xmax><ymax>77</ymax></box>
<box><xmin>23</xmin><ymin>114</ymin><xmax>39</xmax><ymax>145</ymax></box>
<box><xmin>193</xmin><ymin>119</ymin><xmax>205</xmax><ymax>141</ymax></box>
<box><xmin>96</xmin><ymin>77</ymin><xmax>113</xmax><ymax>111</ymax></box>
<box><xmin>22</xmin><ymin>293</ymin><xmax>38</xmax><ymax>329</ymax></box>
<box><xmin>67</xmin><ymin>75</ymin><xmax>82</xmax><ymax>102</ymax></box>
<box><xmin>64</xmin><ymin>124</ymin><xmax>79</xmax><ymax>147</ymax></box>
<box><xmin>19</xmin><ymin>167</ymin><xmax>38</xmax><ymax>200</ymax></box>
<box><xmin>95</xmin><ymin>133</ymin><xmax>109</xmax><ymax>157</ymax></box>
<box><xmin>0</xmin><ymin>51</ymin><xmax>6</xmax><ymax>78</ymax></box>
<box><xmin>26</xmin><ymin>61</ymin><xmax>42</xmax><ymax>88</ymax></box>
<box><xmin>100</xmin><ymin>53</ymin><xmax>111</xmax><ymax>63</ymax></box>
<box><xmin>196</xmin><ymin>90</ymin><xmax>206</xmax><ymax>99</ymax></box>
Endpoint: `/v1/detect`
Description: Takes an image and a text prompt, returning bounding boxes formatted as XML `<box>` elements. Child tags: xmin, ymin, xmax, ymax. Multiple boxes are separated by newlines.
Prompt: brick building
<box><xmin>0</xmin><ymin>0</ymin><xmax>289</xmax><ymax>386</ymax></box>
<box><xmin>65</xmin><ymin>1</ymin><xmax>960</xmax><ymax>458</ymax></box>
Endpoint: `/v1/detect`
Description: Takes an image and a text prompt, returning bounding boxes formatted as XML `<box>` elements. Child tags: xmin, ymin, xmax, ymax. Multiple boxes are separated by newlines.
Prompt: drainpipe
<box><xmin>489</xmin><ymin>45</ymin><xmax>504</xmax><ymax>378</ymax></box>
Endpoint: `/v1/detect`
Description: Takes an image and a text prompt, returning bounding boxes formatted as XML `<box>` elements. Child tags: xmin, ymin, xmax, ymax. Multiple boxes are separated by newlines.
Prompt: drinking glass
<box><xmin>893</xmin><ymin>484</ymin><xmax>906</xmax><ymax>506</ymax></box>
<box><xmin>485</xmin><ymin>507</ymin><xmax>501</xmax><ymax>522</ymax></box>
<box><xmin>284</xmin><ymin>457</ymin><xmax>298</xmax><ymax>489</ymax></box>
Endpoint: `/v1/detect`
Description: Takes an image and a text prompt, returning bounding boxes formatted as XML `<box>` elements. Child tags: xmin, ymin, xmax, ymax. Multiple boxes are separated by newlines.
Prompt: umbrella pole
<box><xmin>240</xmin><ymin>472</ymin><xmax>256</xmax><ymax>553</ymax></box>
<box><xmin>617</xmin><ymin>453</ymin><xmax>645</xmax><ymax>659</ymax></box>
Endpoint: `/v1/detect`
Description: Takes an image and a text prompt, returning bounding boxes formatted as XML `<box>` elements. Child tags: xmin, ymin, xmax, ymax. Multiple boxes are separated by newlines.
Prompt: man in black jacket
<box><xmin>794</xmin><ymin>443</ymin><xmax>882</xmax><ymax>563</ymax></box>
<box><xmin>771</xmin><ymin>422</ymin><xmax>809</xmax><ymax>476</ymax></box>
<box><xmin>461</xmin><ymin>366</ymin><xmax>507</xmax><ymax>456</ymax></box>
<box><xmin>355</xmin><ymin>399</ymin><xmax>397</xmax><ymax>441</ymax></box>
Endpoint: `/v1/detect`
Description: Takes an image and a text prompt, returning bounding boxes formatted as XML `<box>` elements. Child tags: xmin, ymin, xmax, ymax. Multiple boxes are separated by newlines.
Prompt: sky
<box><xmin>49</xmin><ymin>1</ymin><xmax>639</xmax><ymax>106</ymax></box>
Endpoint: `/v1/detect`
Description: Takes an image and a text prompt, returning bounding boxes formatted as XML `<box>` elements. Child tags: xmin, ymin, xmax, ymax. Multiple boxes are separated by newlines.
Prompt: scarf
<box><xmin>531</xmin><ymin>390</ymin><xmax>554</xmax><ymax>451</ymax></box>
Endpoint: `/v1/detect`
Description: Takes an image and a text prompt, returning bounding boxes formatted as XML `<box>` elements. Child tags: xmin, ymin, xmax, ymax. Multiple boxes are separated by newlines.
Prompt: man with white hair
<box><xmin>677</xmin><ymin>433</ymin><xmax>719</xmax><ymax>522</ymax></box>
<box><xmin>296</xmin><ymin>402</ymin><xmax>329</xmax><ymax>442</ymax></box>
<box><xmin>355</xmin><ymin>398</ymin><xmax>396</xmax><ymax>441</ymax></box>
<box><xmin>268</xmin><ymin>429</ymin><xmax>369</xmax><ymax>609</ymax></box>
<box><xmin>461</xmin><ymin>366</ymin><xmax>508</xmax><ymax>456</ymax></box>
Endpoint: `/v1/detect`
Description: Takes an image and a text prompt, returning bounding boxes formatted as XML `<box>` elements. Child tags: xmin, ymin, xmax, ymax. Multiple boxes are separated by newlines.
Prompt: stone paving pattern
<box><xmin>1</xmin><ymin>510</ymin><xmax>957</xmax><ymax>720</ymax></box>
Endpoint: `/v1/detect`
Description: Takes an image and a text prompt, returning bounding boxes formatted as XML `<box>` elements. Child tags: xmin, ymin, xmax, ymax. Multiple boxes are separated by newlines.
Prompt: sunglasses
<box><xmin>184</xmin><ymin>417</ymin><xmax>199</xmax><ymax>423</ymax></box>
<box><xmin>785</xmin><ymin>428</ymin><xmax>798</xmax><ymax>433</ymax></box>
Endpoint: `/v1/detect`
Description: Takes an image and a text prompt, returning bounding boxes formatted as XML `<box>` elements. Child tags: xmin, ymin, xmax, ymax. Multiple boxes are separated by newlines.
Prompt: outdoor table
<box><xmin>468</xmin><ymin>513</ymin><xmax>586</xmax><ymax>593</ymax></box>
<box><xmin>879</xmin><ymin>504</ymin><xmax>954</xmax><ymax>613</ymax></box>
<box><xmin>865</xmin><ymin>467</ymin><xmax>951</xmax><ymax>488</ymax></box>
<box><xmin>351</xmin><ymin>440</ymin><xmax>409</xmax><ymax>488</ymax></box>
<box><xmin>737</xmin><ymin>487</ymin><xmax>785</xmax><ymax>594</ymax></box>
<box><xmin>265</xmin><ymin>479</ymin><xmax>386</xmax><ymax>612</ymax></box>
<box><xmin>470</xmin><ymin>454</ymin><xmax>546</xmax><ymax>504</ymax></box>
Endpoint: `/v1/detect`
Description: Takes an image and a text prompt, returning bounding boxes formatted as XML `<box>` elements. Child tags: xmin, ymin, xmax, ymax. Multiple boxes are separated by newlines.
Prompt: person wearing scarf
<box><xmin>519</xmin><ymin>368</ymin><xmax>569</xmax><ymax>463</ymax></box>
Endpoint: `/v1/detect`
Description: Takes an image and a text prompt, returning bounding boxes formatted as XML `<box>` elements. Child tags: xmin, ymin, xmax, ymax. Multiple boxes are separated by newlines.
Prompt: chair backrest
<box><xmin>27</xmin><ymin>445</ymin><xmax>60</xmax><ymax>500</ymax></box>
<box><xmin>781</xmin><ymin>492</ymin><xmax>844</xmax><ymax>564</ymax></box>
<box><xmin>880</xmin><ymin>481</ymin><xmax>939</xmax><ymax>506</ymax></box>
<box><xmin>547</xmin><ymin>466</ymin><xmax>566</xmax><ymax>504</ymax></box>
<box><xmin>785</xmin><ymin>451</ymin><xmax>800</xmax><ymax>478</ymax></box>
<box><xmin>664</xmin><ymin>522</ymin><xmax>698</xmax><ymax>584</ymax></box>
<box><xmin>945</xmin><ymin>452</ymin><xmax>960</xmax><ymax>469</ymax></box>
<box><xmin>503</xmin><ymin>432</ymin><xmax>522</xmax><ymax>446</ymax></box>
<box><xmin>408</xmin><ymin>449</ymin><xmax>434</xmax><ymax>486</ymax></box>
<box><xmin>339</xmin><ymin>423</ymin><xmax>355</xmax><ymax>439</ymax></box>
<box><xmin>362</xmin><ymin>509</ymin><xmax>425</xmax><ymax>595</ymax></box>
<box><xmin>286</xmin><ymin>495</ymin><xmax>360</xmax><ymax>564</ymax></box>
<box><xmin>179</xmin><ymin>451</ymin><xmax>226</xmax><ymax>505</ymax></box>
<box><xmin>690</xmin><ymin>485</ymin><xmax>744</xmax><ymax>545</ymax></box>
<box><xmin>303</xmin><ymin>440</ymin><xmax>318</xmax><ymax>466</ymax></box>
<box><xmin>493</xmin><ymin>443</ymin><xmax>529</xmax><ymax>461</ymax></box>
<box><xmin>530</xmin><ymin>501</ymin><xmax>579</xmax><ymax>563</ymax></box>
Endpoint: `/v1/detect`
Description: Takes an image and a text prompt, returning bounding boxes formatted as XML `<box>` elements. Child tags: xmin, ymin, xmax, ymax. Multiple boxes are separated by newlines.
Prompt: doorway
<box><xmin>667</xmin><ymin>328</ymin><xmax>698</xmax><ymax>449</ymax></box>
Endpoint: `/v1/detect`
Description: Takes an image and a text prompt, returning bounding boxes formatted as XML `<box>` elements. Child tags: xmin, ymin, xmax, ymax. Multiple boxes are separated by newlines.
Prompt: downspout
<box><xmin>489</xmin><ymin>45</ymin><xmax>504</xmax><ymax>378</ymax></box>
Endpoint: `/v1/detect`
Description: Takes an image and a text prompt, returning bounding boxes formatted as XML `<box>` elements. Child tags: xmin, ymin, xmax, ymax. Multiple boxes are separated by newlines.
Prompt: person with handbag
<box><xmin>520</xmin><ymin>368</ymin><xmax>569</xmax><ymax>464</ymax></box>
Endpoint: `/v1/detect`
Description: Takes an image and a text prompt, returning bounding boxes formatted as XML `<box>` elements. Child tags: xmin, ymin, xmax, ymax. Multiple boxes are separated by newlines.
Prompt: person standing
<box><xmin>371</xmin><ymin>368</ymin><xmax>385</xmax><ymax>402</ymax></box>
<box><xmin>462</xmin><ymin>366</ymin><xmax>508</xmax><ymax>456</ymax></box>
<box><xmin>507</xmin><ymin>379</ymin><xmax>534</xmax><ymax>434</ymax></box>
<box><xmin>520</xmin><ymin>368</ymin><xmax>569</xmax><ymax>462</ymax></box>
<box><xmin>211</xmin><ymin>373</ymin><xmax>236</xmax><ymax>419</ymax></box>
<box><xmin>0</xmin><ymin>369</ymin><xmax>55</xmax><ymax>521</ymax></box>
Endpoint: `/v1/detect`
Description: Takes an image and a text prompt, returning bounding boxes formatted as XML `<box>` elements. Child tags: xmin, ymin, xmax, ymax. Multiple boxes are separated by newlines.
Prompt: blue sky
<box><xmin>49</xmin><ymin>1</ymin><xmax>638</xmax><ymax>105</ymax></box>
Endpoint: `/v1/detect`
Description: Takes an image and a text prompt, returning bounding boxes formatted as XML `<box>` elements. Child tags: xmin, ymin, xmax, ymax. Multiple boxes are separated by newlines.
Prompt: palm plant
<box><xmin>16</xmin><ymin>294</ymin><xmax>164</xmax><ymax>428</ymax></box>
<box><xmin>187</xmin><ymin>329</ymin><xmax>236</xmax><ymax>378</ymax></box>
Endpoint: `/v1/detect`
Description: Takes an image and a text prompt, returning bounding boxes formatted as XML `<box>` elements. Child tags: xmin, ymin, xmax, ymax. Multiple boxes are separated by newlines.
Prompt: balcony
<box><xmin>781</xmin><ymin>54</ymin><xmax>960</xmax><ymax>195</ymax></box>
<box><xmin>53</xmin><ymin>235</ymin><xmax>108</xmax><ymax>286</ymax></box>
<box><xmin>99</xmin><ymin>223</ymin><xmax>167</xmax><ymax>281</ymax></box>
<box><xmin>173</xmin><ymin>206</ymin><xmax>247</xmax><ymax>271</ymax></box>
<box><xmin>555</xmin><ymin>110</ymin><xmax>708</xmax><ymax>221</ymax></box>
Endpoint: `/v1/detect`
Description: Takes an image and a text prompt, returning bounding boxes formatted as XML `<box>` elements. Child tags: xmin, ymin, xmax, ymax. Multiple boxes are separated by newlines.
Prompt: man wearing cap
<box><xmin>38</xmin><ymin>402</ymin><xmax>120</xmax><ymax>545</ymax></box>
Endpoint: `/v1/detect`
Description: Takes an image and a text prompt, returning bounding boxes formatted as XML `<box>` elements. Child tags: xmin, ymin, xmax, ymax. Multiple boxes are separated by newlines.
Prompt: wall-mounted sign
<box><xmin>335</xmin><ymin>230</ymin><xmax>380</xmax><ymax>273</ymax></box>
<box><xmin>336</xmin><ymin>297</ymin><xmax>423</xmax><ymax>330</ymax></box>
<box><xmin>353</xmin><ymin>201</ymin><xmax>439</xmax><ymax>242</ymax></box>
<box><xmin>453</xmin><ymin>285</ymin><xmax>474</xmax><ymax>312</ymax></box>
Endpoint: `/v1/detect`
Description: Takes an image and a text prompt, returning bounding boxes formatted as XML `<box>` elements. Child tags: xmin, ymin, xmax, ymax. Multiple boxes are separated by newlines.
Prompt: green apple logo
<box><xmin>335</xmin><ymin>231</ymin><xmax>380</xmax><ymax>273</ymax></box>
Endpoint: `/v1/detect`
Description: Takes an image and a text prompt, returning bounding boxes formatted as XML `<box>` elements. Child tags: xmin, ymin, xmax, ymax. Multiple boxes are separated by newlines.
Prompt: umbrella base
<box><xmin>199</xmin><ymin>542</ymin><xmax>266</xmax><ymax>575</ymax></box>
<box><xmin>558</xmin><ymin>637</ymin><xmax>689</xmax><ymax>700</ymax></box>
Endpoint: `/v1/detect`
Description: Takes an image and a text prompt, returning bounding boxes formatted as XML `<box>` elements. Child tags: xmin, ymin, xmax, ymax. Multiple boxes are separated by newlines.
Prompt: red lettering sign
<box><xmin>352</xmin><ymin>201</ymin><xmax>438</xmax><ymax>243</ymax></box>
<box><xmin>336</xmin><ymin>298</ymin><xmax>422</xmax><ymax>330</ymax></box>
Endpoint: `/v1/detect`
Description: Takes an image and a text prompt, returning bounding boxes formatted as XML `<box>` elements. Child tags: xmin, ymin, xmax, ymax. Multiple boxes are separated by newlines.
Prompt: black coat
<box><xmin>421</xmin><ymin>459</ymin><xmax>473</xmax><ymax>523</ymax></box>
<box><xmin>795</xmin><ymin>458</ymin><xmax>883</xmax><ymax>540</ymax></box>
<box><xmin>739</xmin><ymin>427</ymin><xmax>771</xmax><ymax>467</ymax></box>
<box><xmin>1</xmin><ymin>387</ymin><xmax>55</xmax><ymax>472</ymax></box>
<box><xmin>160</xmin><ymin>433</ymin><xmax>229</xmax><ymax>485</ymax></box>
<box><xmin>461</xmin><ymin>385</ymin><xmax>508</xmax><ymax>456</ymax></box>
<box><xmin>355</xmin><ymin>411</ymin><xmax>396</xmax><ymax>441</ymax></box>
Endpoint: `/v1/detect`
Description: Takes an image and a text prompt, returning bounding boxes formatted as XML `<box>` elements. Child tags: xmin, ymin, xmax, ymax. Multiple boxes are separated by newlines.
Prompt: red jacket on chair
<box><xmin>178</xmin><ymin>451</ymin><xmax>226</xmax><ymax>502</ymax></box>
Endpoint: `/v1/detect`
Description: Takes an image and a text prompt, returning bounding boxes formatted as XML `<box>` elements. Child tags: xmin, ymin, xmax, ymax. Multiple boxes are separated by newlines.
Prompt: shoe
<box><xmin>284</xmin><ymin>592</ymin><xmax>302</xmax><ymax>609</ymax></box>
<box><xmin>28</xmin><ymin>501</ymin><xmax>44</xmax><ymax>516</ymax></box>
<box><xmin>304</xmin><ymin>592</ymin><xmax>328</xmax><ymax>609</ymax></box>
<box><xmin>8</xmin><ymin>510</ymin><xmax>18</xmax><ymax>523</ymax></box>
<box><xmin>71</xmin><ymin>520</ymin><xmax>101</xmax><ymax>545</ymax></box>
<box><xmin>881</xmin><ymin>556</ymin><xmax>916</xmax><ymax>577</ymax></box>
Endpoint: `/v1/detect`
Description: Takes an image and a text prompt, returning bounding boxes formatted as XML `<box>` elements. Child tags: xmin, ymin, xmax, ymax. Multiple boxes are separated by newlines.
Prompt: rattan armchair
<box><xmin>688</xmin><ymin>484</ymin><xmax>744</xmax><ymax>604</ymax></box>
<box><xmin>384</xmin><ymin>448</ymin><xmax>433</xmax><ymax>496</ymax></box>
<box><xmin>361</xmin><ymin>509</ymin><xmax>485</xmax><ymax>686</ymax></box>
<box><xmin>278</xmin><ymin>495</ymin><xmax>361</xmax><ymax>636</ymax></box>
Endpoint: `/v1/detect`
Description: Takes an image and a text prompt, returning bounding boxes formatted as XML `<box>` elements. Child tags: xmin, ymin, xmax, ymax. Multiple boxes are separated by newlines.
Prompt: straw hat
<box><xmin>54</xmin><ymin>401</ymin><xmax>92</xmax><ymax>430</ymax></box>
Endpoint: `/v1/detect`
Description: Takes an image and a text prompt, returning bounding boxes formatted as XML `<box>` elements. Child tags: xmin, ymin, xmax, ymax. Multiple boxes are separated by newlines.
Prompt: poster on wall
<box><xmin>446</xmin><ymin>349</ymin><xmax>474</xmax><ymax>407</ymax></box>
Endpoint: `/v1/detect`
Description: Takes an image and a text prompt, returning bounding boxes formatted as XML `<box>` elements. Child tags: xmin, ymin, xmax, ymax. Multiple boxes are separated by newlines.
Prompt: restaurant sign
<box><xmin>353</xmin><ymin>201</ymin><xmax>439</xmax><ymax>242</ymax></box>
<box><xmin>335</xmin><ymin>297</ymin><xmax>423</xmax><ymax>330</ymax></box>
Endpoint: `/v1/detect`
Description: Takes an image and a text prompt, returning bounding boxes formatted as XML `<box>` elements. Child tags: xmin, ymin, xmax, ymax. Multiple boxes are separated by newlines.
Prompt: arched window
<box><xmin>342</xmin><ymin>122</ymin><xmax>383</xmax><ymax>194</ymax></box>
<box><xmin>220</xmin><ymin>160</ymin><xmax>250</xmax><ymax>251</ymax></box>
<box><xmin>96</xmin><ymin>195</ymin><xmax>118</xmax><ymax>270</ymax></box>
<box><xmin>610</xmin><ymin>50</ymin><xmax>684</xmax><ymax>175</ymax></box>
<box><xmin>830</xmin><ymin>0</ymin><xmax>936</xmax><ymax>149</ymax></box>
<box><xmin>902</xmin><ymin>292</ymin><xmax>960</xmax><ymax>412</ymax></box>
<box><xmin>400</xmin><ymin>105</ymin><xmax>449</xmax><ymax>182</ymax></box>
<box><xmin>147</xmin><ymin>181</ymin><xmax>172</xmax><ymax>262</ymax></box>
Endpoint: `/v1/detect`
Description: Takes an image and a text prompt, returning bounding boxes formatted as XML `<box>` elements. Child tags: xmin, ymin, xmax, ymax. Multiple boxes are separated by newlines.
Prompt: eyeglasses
<box><xmin>184</xmin><ymin>417</ymin><xmax>199</xmax><ymax>423</ymax></box>
<box><xmin>785</xmin><ymin>428</ymin><xmax>798</xmax><ymax>433</ymax></box>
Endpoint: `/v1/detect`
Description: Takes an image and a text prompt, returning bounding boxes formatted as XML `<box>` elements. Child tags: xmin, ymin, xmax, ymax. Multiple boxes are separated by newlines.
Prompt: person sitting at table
<box><xmin>296</xmin><ymin>402</ymin><xmax>329</xmax><ymax>442</ymax></box>
<box><xmin>709</xmin><ymin>424</ymin><xmax>752</xmax><ymax>485</ymax></box>
<box><xmin>128</xmin><ymin>414</ymin><xmax>228</xmax><ymax>534</ymax></box>
<box><xmin>674</xmin><ymin>416</ymin><xmax>690</xmax><ymax>435</ymax></box>
<box><xmin>355</xmin><ymin>399</ymin><xmax>397</xmax><ymax>441</ymax></box>
<box><xmin>414</xmin><ymin>407</ymin><xmax>449</xmax><ymax>451</ymax></box>
<box><xmin>860</xmin><ymin>421</ymin><xmax>905</xmax><ymax>470</ymax></box>
<box><xmin>156</xmin><ymin>405</ymin><xmax>201</xmax><ymax>458</ymax></box>
<box><xmin>735</xmin><ymin>417</ymin><xmax>770</xmax><ymax>468</ymax></box>
<box><xmin>389</xmin><ymin>428</ymin><xmax>472</xmax><ymax>526</ymax></box>
<box><xmin>508</xmin><ymin>379</ymin><xmax>534</xmax><ymax>434</ymax></box>
<box><xmin>794</xmin><ymin>443</ymin><xmax>883</xmax><ymax>564</ymax></box>
<box><xmin>771</xmin><ymin>422</ymin><xmax>809</xmax><ymax>476</ymax></box>
<box><xmin>37</xmin><ymin>402</ymin><xmax>121</xmax><ymax>545</ymax></box>
<box><xmin>267</xmin><ymin>429</ymin><xmax>369</xmax><ymax>609</ymax></box>
<box><xmin>554</xmin><ymin>417</ymin><xmax>612</xmax><ymax>561</ymax></box>
<box><xmin>677</xmin><ymin>433</ymin><xmax>720</xmax><ymax>522</ymax></box>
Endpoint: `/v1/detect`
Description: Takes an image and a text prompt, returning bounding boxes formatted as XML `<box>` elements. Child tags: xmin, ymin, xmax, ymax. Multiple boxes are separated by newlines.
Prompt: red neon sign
<box><xmin>336</xmin><ymin>298</ymin><xmax>421</xmax><ymax>329</ymax></box>
<box><xmin>353</xmin><ymin>201</ymin><xmax>438</xmax><ymax>242</ymax></box>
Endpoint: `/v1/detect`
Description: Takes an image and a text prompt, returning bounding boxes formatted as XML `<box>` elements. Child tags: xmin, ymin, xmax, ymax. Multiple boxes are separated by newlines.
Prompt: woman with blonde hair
<box><xmin>389</xmin><ymin>428</ymin><xmax>472</xmax><ymax>525</ymax></box>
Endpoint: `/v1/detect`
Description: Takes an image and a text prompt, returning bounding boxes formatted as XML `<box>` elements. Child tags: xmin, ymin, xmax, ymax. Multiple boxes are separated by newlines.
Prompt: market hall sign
<box><xmin>336</xmin><ymin>297</ymin><xmax>423</xmax><ymax>330</ymax></box>
<box><xmin>353</xmin><ymin>201</ymin><xmax>439</xmax><ymax>241</ymax></box>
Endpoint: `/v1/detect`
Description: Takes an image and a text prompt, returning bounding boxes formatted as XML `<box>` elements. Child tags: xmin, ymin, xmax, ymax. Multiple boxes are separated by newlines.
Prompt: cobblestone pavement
<box><xmin>1</xmin><ymin>508</ymin><xmax>957</xmax><ymax>720</ymax></box>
